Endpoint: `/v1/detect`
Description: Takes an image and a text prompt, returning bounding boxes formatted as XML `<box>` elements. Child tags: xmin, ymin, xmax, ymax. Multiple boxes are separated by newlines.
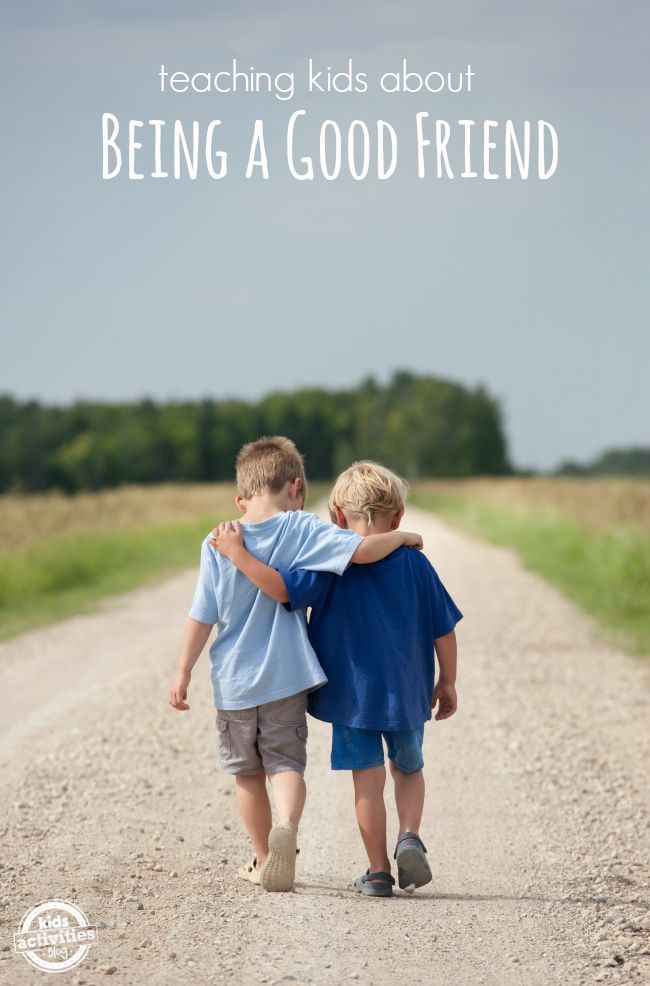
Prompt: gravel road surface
<box><xmin>0</xmin><ymin>506</ymin><xmax>648</xmax><ymax>986</ymax></box>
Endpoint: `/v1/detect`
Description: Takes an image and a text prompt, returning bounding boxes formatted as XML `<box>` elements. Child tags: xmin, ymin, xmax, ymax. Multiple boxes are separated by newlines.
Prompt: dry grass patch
<box><xmin>412</xmin><ymin>477</ymin><xmax>650</xmax><ymax>531</ymax></box>
<box><xmin>0</xmin><ymin>483</ymin><xmax>238</xmax><ymax>553</ymax></box>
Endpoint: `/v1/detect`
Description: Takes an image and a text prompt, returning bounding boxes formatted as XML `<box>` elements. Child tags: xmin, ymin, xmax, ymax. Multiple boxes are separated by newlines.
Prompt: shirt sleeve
<box><xmin>188</xmin><ymin>539</ymin><xmax>219</xmax><ymax>624</ymax></box>
<box><xmin>277</xmin><ymin>567</ymin><xmax>334</xmax><ymax>612</ymax></box>
<box><xmin>290</xmin><ymin>515</ymin><xmax>363</xmax><ymax>576</ymax></box>
<box><xmin>428</xmin><ymin>564</ymin><xmax>463</xmax><ymax>638</ymax></box>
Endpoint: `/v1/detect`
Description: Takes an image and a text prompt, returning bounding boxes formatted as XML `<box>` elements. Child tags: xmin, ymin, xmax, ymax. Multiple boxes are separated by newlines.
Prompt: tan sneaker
<box><xmin>238</xmin><ymin>857</ymin><xmax>261</xmax><ymax>885</ymax></box>
<box><xmin>259</xmin><ymin>823</ymin><xmax>298</xmax><ymax>892</ymax></box>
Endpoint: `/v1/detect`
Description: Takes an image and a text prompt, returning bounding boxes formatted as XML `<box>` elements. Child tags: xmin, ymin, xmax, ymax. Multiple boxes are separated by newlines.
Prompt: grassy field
<box><xmin>0</xmin><ymin>484</ymin><xmax>236</xmax><ymax>640</ymax></box>
<box><xmin>0</xmin><ymin>483</ymin><xmax>331</xmax><ymax>641</ymax></box>
<box><xmin>0</xmin><ymin>484</ymin><xmax>237</xmax><ymax>552</ymax></box>
<box><xmin>2</xmin><ymin>478</ymin><xmax>648</xmax><ymax>653</ymax></box>
<box><xmin>411</xmin><ymin>478</ymin><xmax>650</xmax><ymax>656</ymax></box>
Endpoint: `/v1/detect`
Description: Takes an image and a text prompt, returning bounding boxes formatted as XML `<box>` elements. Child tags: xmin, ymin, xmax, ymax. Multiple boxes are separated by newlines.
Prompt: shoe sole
<box><xmin>396</xmin><ymin>846</ymin><xmax>432</xmax><ymax>890</ymax></box>
<box><xmin>260</xmin><ymin>824</ymin><xmax>297</xmax><ymax>892</ymax></box>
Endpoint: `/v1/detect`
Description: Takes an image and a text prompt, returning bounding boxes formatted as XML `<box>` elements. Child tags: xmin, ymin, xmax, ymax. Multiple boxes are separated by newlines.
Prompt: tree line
<box><xmin>557</xmin><ymin>447</ymin><xmax>650</xmax><ymax>477</ymax></box>
<box><xmin>0</xmin><ymin>372</ymin><xmax>512</xmax><ymax>493</ymax></box>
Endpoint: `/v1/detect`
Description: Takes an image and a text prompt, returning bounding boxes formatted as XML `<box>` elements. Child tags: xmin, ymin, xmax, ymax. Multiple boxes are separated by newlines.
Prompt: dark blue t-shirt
<box><xmin>277</xmin><ymin>546</ymin><xmax>462</xmax><ymax>731</ymax></box>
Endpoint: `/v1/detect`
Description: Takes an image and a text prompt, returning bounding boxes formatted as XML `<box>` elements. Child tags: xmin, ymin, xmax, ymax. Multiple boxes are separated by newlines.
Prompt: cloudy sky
<box><xmin>1</xmin><ymin>1</ymin><xmax>648</xmax><ymax>468</ymax></box>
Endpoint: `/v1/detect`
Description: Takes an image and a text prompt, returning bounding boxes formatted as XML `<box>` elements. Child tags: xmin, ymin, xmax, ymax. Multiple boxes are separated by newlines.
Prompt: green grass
<box><xmin>0</xmin><ymin>485</ymin><xmax>330</xmax><ymax>642</ymax></box>
<box><xmin>412</xmin><ymin>492</ymin><xmax>650</xmax><ymax>656</ymax></box>
<box><xmin>0</xmin><ymin>514</ymin><xmax>225</xmax><ymax>641</ymax></box>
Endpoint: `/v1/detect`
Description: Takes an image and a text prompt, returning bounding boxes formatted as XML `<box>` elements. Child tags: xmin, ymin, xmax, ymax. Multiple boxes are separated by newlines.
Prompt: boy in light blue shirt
<box><xmin>168</xmin><ymin>437</ymin><xmax>422</xmax><ymax>893</ymax></box>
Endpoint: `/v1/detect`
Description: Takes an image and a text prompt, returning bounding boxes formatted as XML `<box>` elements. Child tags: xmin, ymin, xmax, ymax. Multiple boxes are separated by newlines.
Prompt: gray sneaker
<box><xmin>352</xmin><ymin>870</ymin><xmax>395</xmax><ymax>897</ymax></box>
<box><xmin>394</xmin><ymin>832</ymin><xmax>432</xmax><ymax>891</ymax></box>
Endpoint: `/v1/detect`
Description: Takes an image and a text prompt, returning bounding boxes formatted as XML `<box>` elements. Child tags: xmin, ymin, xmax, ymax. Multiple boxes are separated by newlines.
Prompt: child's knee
<box><xmin>389</xmin><ymin>760</ymin><xmax>423</xmax><ymax>777</ymax></box>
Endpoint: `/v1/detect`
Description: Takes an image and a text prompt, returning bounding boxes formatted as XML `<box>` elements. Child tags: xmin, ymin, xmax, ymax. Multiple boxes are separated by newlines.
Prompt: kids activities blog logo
<box><xmin>13</xmin><ymin>899</ymin><xmax>98</xmax><ymax>973</ymax></box>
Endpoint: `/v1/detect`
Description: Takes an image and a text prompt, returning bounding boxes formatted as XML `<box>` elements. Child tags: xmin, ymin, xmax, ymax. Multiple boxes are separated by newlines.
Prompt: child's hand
<box><xmin>210</xmin><ymin>520</ymin><xmax>245</xmax><ymax>559</ymax></box>
<box><xmin>169</xmin><ymin>669</ymin><xmax>191</xmax><ymax>711</ymax></box>
<box><xmin>402</xmin><ymin>530</ymin><xmax>424</xmax><ymax>550</ymax></box>
<box><xmin>432</xmin><ymin>681</ymin><xmax>457</xmax><ymax>720</ymax></box>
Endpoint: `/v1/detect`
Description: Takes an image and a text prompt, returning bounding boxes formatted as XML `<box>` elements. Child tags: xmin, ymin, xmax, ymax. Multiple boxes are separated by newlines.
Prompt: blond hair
<box><xmin>328</xmin><ymin>461</ymin><xmax>408</xmax><ymax>523</ymax></box>
<box><xmin>235</xmin><ymin>436</ymin><xmax>307</xmax><ymax>500</ymax></box>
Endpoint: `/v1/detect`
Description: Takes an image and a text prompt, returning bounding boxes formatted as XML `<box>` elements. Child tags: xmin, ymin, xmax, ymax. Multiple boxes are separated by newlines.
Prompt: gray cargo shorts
<box><xmin>216</xmin><ymin>690</ymin><xmax>309</xmax><ymax>776</ymax></box>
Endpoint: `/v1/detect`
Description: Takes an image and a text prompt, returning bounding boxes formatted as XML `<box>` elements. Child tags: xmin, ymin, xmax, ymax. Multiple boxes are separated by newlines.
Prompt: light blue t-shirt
<box><xmin>189</xmin><ymin>510</ymin><xmax>363</xmax><ymax>710</ymax></box>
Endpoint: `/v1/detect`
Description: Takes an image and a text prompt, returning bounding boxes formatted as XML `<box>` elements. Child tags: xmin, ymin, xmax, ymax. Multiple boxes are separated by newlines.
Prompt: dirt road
<box><xmin>0</xmin><ymin>506</ymin><xmax>649</xmax><ymax>986</ymax></box>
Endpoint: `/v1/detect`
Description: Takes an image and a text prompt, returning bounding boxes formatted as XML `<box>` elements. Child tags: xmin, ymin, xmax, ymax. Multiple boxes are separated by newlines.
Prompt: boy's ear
<box><xmin>290</xmin><ymin>477</ymin><xmax>304</xmax><ymax>501</ymax></box>
<box><xmin>333</xmin><ymin>505</ymin><xmax>348</xmax><ymax>528</ymax></box>
<box><xmin>390</xmin><ymin>509</ymin><xmax>404</xmax><ymax>530</ymax></box>
<box><xmin>235</xmin><ymin>495</ymin><xmax>248</xmax><ymax>514</ymax></box>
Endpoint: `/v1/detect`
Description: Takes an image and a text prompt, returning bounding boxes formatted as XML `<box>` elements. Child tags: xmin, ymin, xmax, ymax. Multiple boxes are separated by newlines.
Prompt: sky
<box><xmin>1</xmin><ymin>0</ymin><xmax>648</xmax><ymax>470</ymax></box>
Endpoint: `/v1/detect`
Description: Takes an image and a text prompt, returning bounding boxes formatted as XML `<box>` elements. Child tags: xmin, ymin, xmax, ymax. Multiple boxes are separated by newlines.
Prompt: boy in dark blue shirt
<box><xmin>212</xmin><ymin>461</ymin><xmax>461</xmax><ymax>897</ymax></box>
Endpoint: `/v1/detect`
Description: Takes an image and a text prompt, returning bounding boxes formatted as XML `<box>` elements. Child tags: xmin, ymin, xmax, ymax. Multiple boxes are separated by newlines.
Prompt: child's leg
<box><xmin>256</xmin><ymin>693</ymin><xmax>309</xmax><ymax>891</ymax></box>
<box><xmin>352</xmin><ymin>766</ymin><xmax>391</xmax><ymax>874</ymax></box>
<box><xmin>235</xmin><ymin>771</ymin><xmax>272</xmax><ymax>864</ymax></box>
<box><xmin>331</xmin><ymin>725</ymin><xmax>391</xmax><ymax>879</ymax></box>
<box><xmin>216</xmin><ymin>707</ymin><xmax>269</xmax><ymax>866</ymax></box>
<box><xmin>385</xmin><ymin>729</ymin><xmax>432</xmax><ymax>890</ymax></box>
<box><xmin>389</xmin><ymin>761</ymin><xmax>425</xmax><ymax>835</ymax></box>
<box><xmin>258</xmin><ymin>771</ymin><xmax>305</xmax><ymax>891</ymax></box>
<box><xmin>258</xmin><ymin>692</ymin><xmax>309</xmax><ymax>828</ymax></box>
<box><xmin>384</xmin><ymin>728</ymin><xmax>426</xmax><ymax>834</ymax></box>
<box><xmin>268</xmin><ymin>770</ymin><xmax>306</xmax><ymax>827</ymax></box>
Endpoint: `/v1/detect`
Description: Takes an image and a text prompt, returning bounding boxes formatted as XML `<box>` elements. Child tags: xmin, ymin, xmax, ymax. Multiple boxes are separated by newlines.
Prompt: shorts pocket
<box><xmin>294</xmin><ymin>723</ymin><xmax>308</xmax><ymax>767</ymax></box>
<box><xmin>216</xmin><ymin>714</ymin><xmax>231</xmax><ymax>761</ymax></box>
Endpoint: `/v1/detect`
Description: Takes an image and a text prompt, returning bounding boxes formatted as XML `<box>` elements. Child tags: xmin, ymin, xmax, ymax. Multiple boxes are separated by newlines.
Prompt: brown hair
<box><xmin>328</xmin><ymin>460</ymin><xmax>407</xmax><ymax>522</ymax></box>
<box><xmin>235</xmin><ymin>436</ymin><xmax>307</xmax><ymax>500</ymax></box>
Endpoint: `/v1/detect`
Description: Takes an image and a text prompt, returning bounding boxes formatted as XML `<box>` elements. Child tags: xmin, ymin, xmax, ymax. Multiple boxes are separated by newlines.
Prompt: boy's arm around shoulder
<box><xmin>351</xmin><ymin>528</ymin><xmax>423</xmax><ymax>564</ymax></box>
<box><xmin>288</xmin><ymin>512</ymin><xmax>423</xmax><ymax>574</ymax></box>
<box><xmin>210</xmin><ymin>521</ymin><xmax>288</xmax><ymax>603</ymax></box>
<box><xmin>210</xmin><ymin>514</ymin><xmax>424</xmax><ymax>596</ymax></box>
<box><xmin>211</xmin><ymin>521</ymin><xmax>334</xmax><ymax>610</ymax></box>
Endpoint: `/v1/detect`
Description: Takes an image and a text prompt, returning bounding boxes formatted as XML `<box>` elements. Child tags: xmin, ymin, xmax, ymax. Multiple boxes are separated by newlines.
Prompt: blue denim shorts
<box><xmin>331</xmin><ymin>724</ymin><xmax>424</xmax><ymax>773</ymax></box>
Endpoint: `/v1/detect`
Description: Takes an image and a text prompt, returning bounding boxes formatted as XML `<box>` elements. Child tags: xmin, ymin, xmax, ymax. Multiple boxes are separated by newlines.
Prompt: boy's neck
<box><xmin>239</xmin><ymin>492</ymin><xmax>301</xmax><ymax>525</ymax></box>
<box><xmin>337</xmin><ymin>506</ymin><xmax>401</xmax><ymax>537</ymax></box>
